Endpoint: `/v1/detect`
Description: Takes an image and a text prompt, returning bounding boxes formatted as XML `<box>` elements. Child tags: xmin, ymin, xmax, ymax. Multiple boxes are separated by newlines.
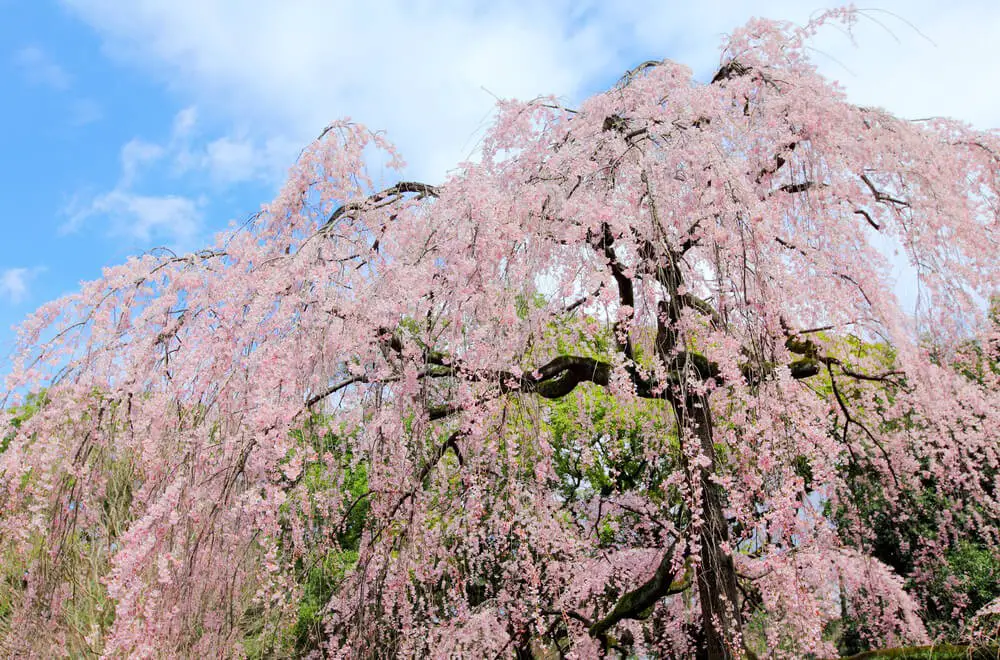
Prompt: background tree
<box><xmin>830</xmin><ymin>303</ymin><xmax>1000</xmax><ymax>652</ymax></box>
<box><xmin>2</xmin><ymin>9</ymin><xmax>999</xmax><ymax>658</ymax></box>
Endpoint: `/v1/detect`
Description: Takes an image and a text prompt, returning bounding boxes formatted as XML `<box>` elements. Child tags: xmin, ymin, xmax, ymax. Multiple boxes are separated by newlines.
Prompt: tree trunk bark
<box><xmin>686</xmin><ymin>395</ymin><xmax>743</xmax><ymax>659</ymax></box>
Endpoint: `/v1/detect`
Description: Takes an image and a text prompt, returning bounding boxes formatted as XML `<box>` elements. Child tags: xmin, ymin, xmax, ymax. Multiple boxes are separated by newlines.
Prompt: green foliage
<box><xmin>546</xmin><ymin>384</ymin><xmax>675</xmax><ymax>505</ymax></box>
<box><xmin>1</xmin><ymin>390</ymin><xmax>48</xmax><ymax>454</ymax></box>
<box><xmin>835</xmin><ymin>444</ymin><xmax>999</xmax><ymax>645</ymax></box>
<box><xmin>0</xmin><ymin>451</ymin><xmax>132</xmax><ymax>656</ymax></box>
<box><xmin>242</xmin><ymin>417</ymin><xmax>369</xmax><ymax>657</ymax></box>
<box><xmin>922</xmin><ymin>542</ymin><xmax>1000</xmax><ymax>637</ymax></box>
<box><xmin>290</xmin><ymin>549</ymin><xmax>358</xmax><ymax>655</ymax></box>
<box><xmin>840</xmin><ymin>644</ymin><xmax>1000</xmax><ymax>659</ymax></box>
<box><xmin>514</xmin><ymin>291</ymin><xmax>548</xmax><ymax>320</ymax></box>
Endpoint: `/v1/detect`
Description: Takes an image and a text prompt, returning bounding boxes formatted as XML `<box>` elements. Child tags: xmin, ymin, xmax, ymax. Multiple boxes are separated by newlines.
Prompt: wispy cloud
<box><xmin>63</xmin><ymin>186</ymin><xmax>204</xmax><ymax>252</ymax></box>
<box><xmin>58</xmin><ymin>0</ymin><xmax>625</xmax><ymax>181</ymax></box>
<box><xmin>55</xmin><ymin>0</ymin><xmax>1000</xmax><ymax>269</ymax></box>
<box><xmin>0</xmin><ymin>267</ymin><xmax>45</xmax><ymax>304</ymax></box>
<box><xmin>14</xmin><ymin>45</ymin><xmax>71</xmax><ymax>90</ymax></box>
<box><xmin>120</xmin><ymin>138</ymin><xmax>166</xmax><ymax>187</ymax></box>
<box><xmin>59</xmin><ymin>0</ymin><xmax>1000</xmax><ymax>189</ymax></box>
<box><xmin>79</xmin><ymin>190</ymin><xmax>203</xmax><ymax>246</ymax></box>
<box><xmin>70</xmin><ymin>98</ymin><xmax>104</xmax><ymax>125</ymax></box>
<box><xmin>63</xmin><ymin>115</ymin><xmax>206</xmax><ymax>249</ymax></box>
<box><xmin>14</xmin><ymin>44</ymin><xmax>105</xmax><ymax>127</ymax></box>
<box><xmin>64</xmin><ymin>101</ymin><xmax>301</xmax><ymax>252</ymax></box>
<box><xmin>61</xmin><ymin>1</ymin><xmax>1000</xmax><ymax>184</ymax></box>
<box><xmin>165</xmin><ymin>106</ymin><xmax>298</xmax><ymax>185</ymax></box>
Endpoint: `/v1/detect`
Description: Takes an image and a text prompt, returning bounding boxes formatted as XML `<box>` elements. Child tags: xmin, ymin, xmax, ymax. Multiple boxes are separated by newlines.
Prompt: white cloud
<box><xmin>0</xmin><ymin>267</ymin><xmax>45</xmax><ymax>305</ymax></box>
<box><xmin>63</xmin><ymin>118</ymin><xmax>204</xmax><ymax>249</ymax></box>
<box><xmin>14</xmin><ymin>45</ymin><xmax>72</xmax><ymax>90</ymax></box>
<box><xmin>165</xmin><ymin>108</ymin><xmax>298</xmax><ymax>185</ymax></box>
<box><xmin>201</xmin><ymin>136</ymin><xmax>256</xmax><ymax>183</ymax></box>
<box><xmin>198</xmin><ymin>134</ymin><xmax>299</xmax><ymax>185</ymax></box>
<box><xmin>64</xmin><ymin>104</ymin><xmax>290</xmax><ymax>250</ymax></box>
<box><xmin>58</xmin><ymin>0</ymin><xmax>621</xmax><ymax>180</ymax></box>
<box><xmin>121</xmin><ymin>106</ymin><xmax>295</xmax><ymax>186</ymax></box>
<box><xmin>120</xmin><ymin>138</ymin><xmax>166</xmax><ymax>187</ymax></box>
<box><xmin>172</xmin><ymin>106</ymin><xmax>198</xmax><ymax>138</ymax></box>
<box><xmin>70</xmin><ymin>190</ymin><xmax>203</xmax><ymax>248</ymax></box>
<box><xmin>60</xmin><ymin>0</ymin><xmax>1000</xmax><ymax>187</ymax></box>
<box><xmin>63</xmin><ymin>101</ymin><xmax>299</xmax><ymax>253</ymax></box>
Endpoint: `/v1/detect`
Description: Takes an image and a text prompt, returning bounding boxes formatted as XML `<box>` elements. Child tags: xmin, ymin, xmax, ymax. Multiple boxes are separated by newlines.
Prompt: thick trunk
<box><xmin>688</xmin><ymin>396</ymin><xmax>743</xmax><ymax>659</ymax></box>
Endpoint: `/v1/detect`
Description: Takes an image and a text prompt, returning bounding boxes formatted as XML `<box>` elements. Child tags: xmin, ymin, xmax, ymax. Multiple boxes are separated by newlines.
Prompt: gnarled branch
<box><xmin>323</xmin><ymin>181</ymin><xmax>439</xmax><ymax>229</ymax></box>
<box><xmin>588</xmin><ymin>546</ymin><xmax>688</xmax><ymax>642</ymax></box>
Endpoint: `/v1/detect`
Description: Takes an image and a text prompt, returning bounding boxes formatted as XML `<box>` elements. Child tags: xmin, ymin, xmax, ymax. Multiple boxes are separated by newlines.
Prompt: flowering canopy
<box><xmin>2</xmin><ymin>10</ymin><xmax>999</xmax><ymax>659</ymax></box>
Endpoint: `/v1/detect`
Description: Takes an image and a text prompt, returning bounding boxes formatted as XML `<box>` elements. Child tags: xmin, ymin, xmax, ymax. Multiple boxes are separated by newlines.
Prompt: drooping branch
<box><xmin>678</xmin><ymin>217</ymin><xmax>704</xmax><ymax>254</ymax></box>
<box><xmin>364</xmin><ymin>430</ymin><xmax>466</xmax><ymax>549</ymax></box>
<box><xmin>827</xmin><ymin>362</ymin><xmax>900</xmax><ymax>487</ymax></box>
<box><xmin>711</xmin><ymin>60</ymin><xmax>752</xmax><ymax>84</ymax></box>
<box><xmin>588</xmin><ymin>223</ymin><xmax>636</xmax><ymax>360</ymax></box>
<box><xmin>783</xmin><ymin>330</ymin><xmax>905</xmax><ymax>385</ymax></box>
<box><xmin>859</xmin><ymin>173</ymin><xmax>910</xmax><ymax>209</ymax></box>
<box><xmin>323</xmin><ymin>181</ymin><xmax>439</xmax><ymax>229</ymax></box>
<box><xmin>778</xmin><ymin>181</ymin><xmax>822</xmax><ymax>194</ymax></box>
<box><xmin>679</xmin><ymin>293</ymin><xmax>724</xmax><ymax>330</ymax></box>
<box><xmin>424</xmin><ymin>354</ymin><xmax>647</xmax><ymax>421</ymax></box>
<box><xmin>588</xmin><ymin>546</ymin><xmax>689</xmax><ymax>642</ymax></box>
<box><xmin>854</xmin><ymin>208</ymin><xmax>882</xmax><ymax>231</ymax></box>
<box><xmin>305</xmin><ymin>374</ymin><xmax>366</xmax><ymax>408</ymax></box>
<box><xmin>756</xmin><ymin>141</ymin><xmax>799</xmax><ymax>183</ymax></box>
<box><xmin>305</xmin><ymin>364</ymin><xmax>452</xmax><ymax>410</ymax></box>
<box><xmin>773</xmin><ymin>237</ymin><xmax>876</xmax><ymax>308</ymax></box>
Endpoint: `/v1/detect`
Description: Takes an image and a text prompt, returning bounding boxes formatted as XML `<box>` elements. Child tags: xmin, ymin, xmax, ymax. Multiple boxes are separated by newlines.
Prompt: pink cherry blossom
<box><xmin>2</xmin><ymin>8</ymin><xmax>999</xmax><ymax>659</ymax></box>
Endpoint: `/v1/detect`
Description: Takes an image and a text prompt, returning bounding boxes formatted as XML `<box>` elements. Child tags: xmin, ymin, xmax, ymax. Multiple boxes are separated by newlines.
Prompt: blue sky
<box><xmin>2</xmin><ymin>0</ymin><xmax>1000</xmax><ymax>366</ymax></box>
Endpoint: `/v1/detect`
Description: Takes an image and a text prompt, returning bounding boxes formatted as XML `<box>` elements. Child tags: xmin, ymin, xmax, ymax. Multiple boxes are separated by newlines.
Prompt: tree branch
<box><xmin>373</xmin><ymin>430</ymin><xmax>465</xmax><ymax>541</ymax></box>
<box><xmin>711</xmin><ymin>60</ymin><xmax>752</xmax><ymax>84</ymax></box>
<box><xmin>859</xmin><ymin>173</ymin><xmax>910</xmax><ymax>208</ymax></box>
<box><xmin>783</xmin><ymin>330</ymin><xmax>905</xmax><ymax>385</ymax></box>
<box><xmin>323</xmin><ymin>181</ymin><xmax>439</xmax><ymax>229</ymax></box>
<box><xmin>854</xmin><ymin>208</ymin><xmax>881</xmax><ymax>231</ymax></box>
<box><xmin>588</xmin><ymin>223</ymin><xmax>636</xmax><ymax>360</ymax></box>
<box><xmin>827</xmin><ymin>362</ymin><xmax>900</xmax><ymax>487</ymax></box>
<box><xmin>426</xmin><ymin>354</ymin><xmax>646</xmax><ymax>418</ymax></box>
<box><xmin>588</xmin><ymin>546</ymin><xmax>688</xmax><ymax>642</ymax></box>
<box><xmin>679</xmin><ymin>293</ymin><xmax>723</xmax><ymax>330</ymax></box>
